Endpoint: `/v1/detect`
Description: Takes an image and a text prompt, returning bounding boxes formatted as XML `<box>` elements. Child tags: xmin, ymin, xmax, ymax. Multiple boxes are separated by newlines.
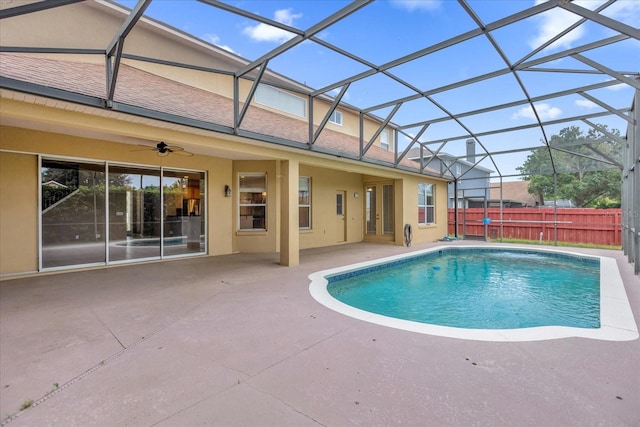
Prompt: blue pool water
<box><xmin>327</xmin><ymin>248</ymin><xmax>600</xmax><ymax>329</ymax></box>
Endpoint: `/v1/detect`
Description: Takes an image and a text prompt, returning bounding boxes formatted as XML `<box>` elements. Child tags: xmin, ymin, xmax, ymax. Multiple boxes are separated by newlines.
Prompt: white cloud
<box><xmin>201</xmin><ymin>33</ymin><xmax>236</xmax><ymax>54</ymax></box>
<box><xmin>242</xmin><ymin>9</ymin><xmax>302</xmax><ymax>43</ymax></box>
<box><xmin>511</xmin><ymin>103</ymin><xmax>562</xmax><ymax>120</ymax></box>
<box><xmin>575</xmin><ymin>99</ymin><xmax>597</xmax><ymax>109</ymax></box>
<box><xmin>603</xmin><ymin>78</ymin><xmax>630</xmax><ymax>91</ymax></box>
<box><xmin>606</xmin><ymin>82</ymin><xmax>626</xmax><ymax>91</ymax></box>
<box><xmin>528</xmin><ymin>0</ymin><xmax>595</xmax><ymax>51</ymax></box>
<box><xmin>328</xmin><ymin>87</ymin><xmax>351</xmax><ymax>101</ymax></box>
<box><xmin>604</xmin><ymin>0</ymin><xmax>640</xmax><ymax>27</ymax></box>
<box><xmin>391</xmin><ymin>0</ymin><xmax>442</xmax><ymax>12</ymax></box>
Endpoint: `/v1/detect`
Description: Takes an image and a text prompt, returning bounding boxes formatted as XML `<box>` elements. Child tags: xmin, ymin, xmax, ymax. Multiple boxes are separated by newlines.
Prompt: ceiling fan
<box><xmin>134</xmin><ymin>141</ymin><xmax>193</xmax><ymax>157</ymax></box>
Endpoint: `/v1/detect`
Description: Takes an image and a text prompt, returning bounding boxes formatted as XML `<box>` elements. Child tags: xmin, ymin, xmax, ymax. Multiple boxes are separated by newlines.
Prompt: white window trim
<box><xmin>299</xmin><ymin>176</ymin><xmax>311</xmax><ymax>230</ymax></box>
<box><xmin>329</xmin><ymin>110</ymin><xmax>343</xmax><ymax>126</ymax></box>
<box><xmin>418</xmin><ymin>183</ymin><xmax>435</xmax><ymax>225</ymax></box>
<box><xmin>238</xmin><ymin>173</ymin><xmax>267</xmax><ymax>231</ymax></box>
<box><xmin>381</xmin><ymin>129</ymin><xmax>390</xmax><ymax>150</ymax></box>
<box><xmin>254</xmin><ymin>83</ymin><xmax>306</xmax><ymax>118</ymax></box>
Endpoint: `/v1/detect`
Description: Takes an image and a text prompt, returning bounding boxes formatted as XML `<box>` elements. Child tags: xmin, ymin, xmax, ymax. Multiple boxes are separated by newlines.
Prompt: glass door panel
<box><xmin>162</xmin><ymin>170</ymin><xmax>205</xmax><ymax>256</ymax></box>
<box><xmin>364</xmin><ymin>182</ymin><xmax>394</xmax><ymax>242</ymax></box>
<box><xmin>108</xmin><ymin>166</ymin><xmax>161</xmax><ymax>262</ymax></box>
<box><xmin>41</xmin><ymin>159</ymin><xmax>106</xmax><ymax>268</ymax></box>
<box><xmin>383</xmin><ymin>184</ymin><xmax>394</xmax><ymax>236</ymax></box>
<box><xmin>365</xmin><ymin>185</ymin><xmax>377</xmax><ymax>235</ymax></box>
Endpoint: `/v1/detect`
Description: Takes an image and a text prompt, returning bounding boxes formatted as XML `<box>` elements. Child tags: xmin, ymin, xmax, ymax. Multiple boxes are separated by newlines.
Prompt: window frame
<box><xmin>238</xmin><ymin>173</ymin><xmax>267</xmax><ymax>231</ymax></box>
<box><xmin>380</xmin><ymin>129</ymin><xmax>390</xmax><ymax>151</ymax></box>
<box><xmin>254</xmin><ymin>83</ymin><xmax>306</xmax><ymax>118</ymax></box>
<box><xmin>329</xmin><ymin>110</ymin><xmax>343</xmax><ymax>126</ymax></box>
<box><xmin>298</xmin><ymin>176</ymin><xmax>311</xmax><ymax>230</ymax></box>
<box><xmin>418</xmin><ymin>182</ymin><xmax>435</xmax><ymax>225</ymax></box>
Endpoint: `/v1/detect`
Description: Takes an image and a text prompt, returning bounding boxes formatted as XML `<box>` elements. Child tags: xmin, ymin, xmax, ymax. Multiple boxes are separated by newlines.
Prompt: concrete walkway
<box><xmin>1</xmin><ymin>242</ymin><xmax>639</xmax><ymax>426</ymax></box>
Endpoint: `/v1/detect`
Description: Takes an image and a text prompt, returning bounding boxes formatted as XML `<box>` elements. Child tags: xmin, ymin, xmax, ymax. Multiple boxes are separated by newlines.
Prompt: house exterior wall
<box><xmin>0</xmin><ymin>1</ymin><xmax>448</xmax><ymax>277</ymax></box>
<box><xmin>232</xmin><ymin>160</ymin><xmax>278</xmax><ymax>254</ymax></box>
<box><xmin>0</xmin><ymin>1</ymin><xmax>246</xmax><ymax>73</ymax></box>
<box><xmin>0</xmin><ymin>151</ymin><xmax>38</xmax><ymax>275</ymax></box>
<box><xmin>0</xmin><ymin>124</ymin><xmax>236</xmax><ymax>275</ymax></box>
<box><xmin>401</xmin><ymin>176</ymin><xmax>449</xmax><ymax>244</ymax></box>
<box><xmin>298</xmin><ymin>164</ymin><xmax>364</xmax><ymax>249</ymax></box>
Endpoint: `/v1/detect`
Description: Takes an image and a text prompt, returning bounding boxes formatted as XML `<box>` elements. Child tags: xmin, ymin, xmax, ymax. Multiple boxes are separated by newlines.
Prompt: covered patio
<box><xmin>1</xmin><ymin>241</ymin><xmax>638</xmax><ymax>426</ymax></box>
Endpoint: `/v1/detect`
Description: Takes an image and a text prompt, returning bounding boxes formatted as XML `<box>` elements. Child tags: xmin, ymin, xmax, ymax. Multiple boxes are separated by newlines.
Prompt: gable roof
<box><xmin>406</xmin><ymin>147</ymin><xmax>494</xmax><ymax>174</ymax></box>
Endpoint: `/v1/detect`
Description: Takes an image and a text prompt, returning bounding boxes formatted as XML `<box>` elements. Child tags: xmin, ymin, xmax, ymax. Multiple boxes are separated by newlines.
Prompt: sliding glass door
<box><xmin>40</xmin><ymin>158</ymin><xmax>206</xmax><ymax>270</ymax></box>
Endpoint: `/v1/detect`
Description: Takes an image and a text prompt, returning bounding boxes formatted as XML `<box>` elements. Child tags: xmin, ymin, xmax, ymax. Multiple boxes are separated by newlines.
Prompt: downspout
<box><xmin>453</xmin><ymin>179</ymin><xmax>459</xmax><ymax>238</ymax></box>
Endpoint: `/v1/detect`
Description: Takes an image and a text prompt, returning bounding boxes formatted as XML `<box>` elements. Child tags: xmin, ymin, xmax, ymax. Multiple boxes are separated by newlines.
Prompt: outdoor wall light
<box><xmin>224</xmin><ymin>185</ymin><xmax>231</xmax><ymax>197</ymax></box>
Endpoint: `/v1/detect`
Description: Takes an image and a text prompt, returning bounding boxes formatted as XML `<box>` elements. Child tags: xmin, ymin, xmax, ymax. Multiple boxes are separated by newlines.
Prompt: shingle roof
<box><xmin>1</xmin><ymin>53</ymin><xmax>433</xmax><ymax>174</ymax></box>
<box><xmin>489</xmin><ymin>181</ymin><xmax>540</xmax><ymax>206</ymax></box>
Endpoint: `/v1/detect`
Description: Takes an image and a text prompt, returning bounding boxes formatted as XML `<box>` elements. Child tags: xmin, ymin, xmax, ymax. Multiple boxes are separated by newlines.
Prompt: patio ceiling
<box><xmin>0</xmin><ymin>0</ymin><xmax>638</xmax><ymax>181</ymax></box>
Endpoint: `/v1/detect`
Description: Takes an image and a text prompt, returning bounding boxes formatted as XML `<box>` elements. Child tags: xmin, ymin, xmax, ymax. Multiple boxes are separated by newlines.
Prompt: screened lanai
<box><xmin>0</xmin><ymin>0</ymin><xmax>638</xmax><ymax>271</ymax></box>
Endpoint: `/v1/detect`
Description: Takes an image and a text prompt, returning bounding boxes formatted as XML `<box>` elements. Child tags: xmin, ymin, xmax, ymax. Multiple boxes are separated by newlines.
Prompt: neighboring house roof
<box><xmin>0</xmin><ymin>53</ymin><xmax>435</xmax><ymax>174</ymax></box>
<box><xmin>543</xmin><ymin>200</ymin><xmax>575</xmax><ymax>208</ymax></box>
<box><xmin>42</xmin><ymin>180</ymin><xmax>68</xmax><ymax>188</ymax></box>
<box><xmin>489</xmin><ymin>181</ymin><xmax>541</xmax><ymax>206</ymax></box>
<box><xmin>406</xmin><ymin>148</ymin><xmax>493</xmax><ymax>174</ymax></box>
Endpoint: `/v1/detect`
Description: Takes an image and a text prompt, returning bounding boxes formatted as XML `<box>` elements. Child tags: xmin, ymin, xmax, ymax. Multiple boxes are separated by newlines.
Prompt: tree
<box><xmin>516</xmin><ymin>126</ymin><xmax>622</xmax><ymax>208</ymax></box>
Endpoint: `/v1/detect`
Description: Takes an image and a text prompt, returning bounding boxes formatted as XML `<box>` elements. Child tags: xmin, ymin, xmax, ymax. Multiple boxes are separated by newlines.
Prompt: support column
<box><xmin>280</xmin><ymin>160</ymin><xmax>299</xmax><ymax>266</ymax></box>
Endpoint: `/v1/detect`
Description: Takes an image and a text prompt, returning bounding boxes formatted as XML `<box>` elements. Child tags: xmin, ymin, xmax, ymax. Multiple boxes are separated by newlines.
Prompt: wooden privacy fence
<box><xmin>448</xmin><ymin>208</ymin><xmax>622</xmax><ymax>246</ymax></box>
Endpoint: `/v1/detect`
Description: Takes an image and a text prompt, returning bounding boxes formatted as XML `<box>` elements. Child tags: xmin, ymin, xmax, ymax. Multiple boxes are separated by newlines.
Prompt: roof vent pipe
<box><xmin>466</xmin><ymin>138</ymin><xmax>475</xmax><ymax>163</ymax></box>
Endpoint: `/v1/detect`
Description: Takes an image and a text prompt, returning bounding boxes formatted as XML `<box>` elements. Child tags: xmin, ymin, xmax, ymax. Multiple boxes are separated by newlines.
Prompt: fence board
<box><xmin>447</xmin><ymin>208</ymin><xmax>621</xmax><ymax>246</ymax></box>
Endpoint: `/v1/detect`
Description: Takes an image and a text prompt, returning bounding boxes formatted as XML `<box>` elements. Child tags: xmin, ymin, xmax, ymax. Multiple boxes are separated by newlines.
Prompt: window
<box><xmin>255</xmin><ymin>84</ymin><xmax>306</xmax><ymax>118</ymax></box>
<box><xmin>239</xmin><ymin>174</ymin><xmax>267</xmax><ymax>230</ymax></box>
<box><xmin>329</xmin><ymin>110</ymin><xmax>343</xmax><ymax>125</ymax></box>
<box><xmin>418</xmin><ymin>183</ymin><xmax>435</xmax><ymax>225</ymax></box>
<box><xmin>299</xmin><ymin>176</ymin><xmax>311</xmax><ymax>229</ymax></box>
<box><xmin>380</xmin><ymin>129</ymin><xmax>390</xmax><ymax>150</ymax></box>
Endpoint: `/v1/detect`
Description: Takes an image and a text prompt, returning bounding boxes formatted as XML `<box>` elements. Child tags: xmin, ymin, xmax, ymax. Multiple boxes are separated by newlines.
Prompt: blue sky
<box><xmin>114</xmin><ymin>0</ymin><xmax>639</xmax><ymax>179</ymax></box>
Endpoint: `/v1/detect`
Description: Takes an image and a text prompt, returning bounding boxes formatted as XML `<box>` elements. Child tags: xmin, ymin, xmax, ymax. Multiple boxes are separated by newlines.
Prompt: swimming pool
<box><xmin>308</xmin><ymin>246</ymin><xmax>638</xmax><ymax>342</ymax></box>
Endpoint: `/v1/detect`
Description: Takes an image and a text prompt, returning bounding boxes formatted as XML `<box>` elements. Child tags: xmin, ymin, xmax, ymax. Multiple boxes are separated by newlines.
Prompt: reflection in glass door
<box><xmin>41</xmin><ymin>159</ymin><xmax>106</xmax><ymax>268</ymax></box>
<box><xmin>163</xmin><ymin>170</ymin><xmax>205</xmax><ymax>256</ymax></box>
<box><xmin>382</xmin><ymin>184</ymin><xmax>394</xmax><ymax>236</ymax></box>
<box><xmin>365</xmin><ymin>185</ymin><xmax>377</xmax><ymax>235</ymax></box>
<box><xmin>108</xmin><ymin>166</ymin><xmax>161</xmax><ymax>262</ymax></box>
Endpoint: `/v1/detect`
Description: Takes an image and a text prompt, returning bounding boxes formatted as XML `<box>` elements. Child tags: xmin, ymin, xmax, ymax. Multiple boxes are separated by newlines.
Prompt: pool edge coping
<box><xmin>308</xmin><ymin>245</ymin><xmax>639</xmax><ymax>342</ymax></box>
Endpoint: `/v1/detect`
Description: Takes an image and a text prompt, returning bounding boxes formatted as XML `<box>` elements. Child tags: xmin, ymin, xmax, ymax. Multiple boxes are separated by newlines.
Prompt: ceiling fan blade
<box><xmin>172</xmin><ymin>150</ymin><xmax>194</xmax><ymax>156</ymax></box>
<box><xmin>131</xmin><ymin>145</ymin><xmax>156</xmax><ymax>152</ymax></box>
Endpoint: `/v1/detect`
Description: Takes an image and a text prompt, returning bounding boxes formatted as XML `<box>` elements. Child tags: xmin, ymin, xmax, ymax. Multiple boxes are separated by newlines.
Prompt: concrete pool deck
<box><xmin>1</xmin><ymin>241</ymin><xmax>639</xmax><ymax>426</ymax></box>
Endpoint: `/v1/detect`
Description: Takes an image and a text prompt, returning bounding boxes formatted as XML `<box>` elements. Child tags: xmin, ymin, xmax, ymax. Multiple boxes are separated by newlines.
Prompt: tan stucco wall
<box><xmin>299</xmin><ymin>164</ymin><xmax>364</xmax><ymax>249</ymax></box>
<box><xmin>400</xmin><ymin>176</ymin><xmax>449</xmax><ymax>245</ymax></box>
<box><xmin>0</xmin><ymin>1</ymin><xmax>243</xmax><ymax>72</ymax></box>
<box><xmin>0</xmin><ymin>151</ymin><xmax>38</xmax><ymax>275</ymax></box>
